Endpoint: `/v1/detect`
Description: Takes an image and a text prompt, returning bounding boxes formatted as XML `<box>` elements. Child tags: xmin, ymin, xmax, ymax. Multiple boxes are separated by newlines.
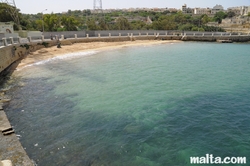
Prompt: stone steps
<box><xmin>2</xmin><ymin>127</ymin><xmax>15</xmax><ymax>136</ymax></box>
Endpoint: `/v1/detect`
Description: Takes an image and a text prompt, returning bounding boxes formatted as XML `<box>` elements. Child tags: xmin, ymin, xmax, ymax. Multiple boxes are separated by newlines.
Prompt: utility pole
<box><xmin>1</xmin><ymin>0</ymin><xmax>21</xmax><ymax>30</ymax></box>
<box><xmin>93</xmin><ymin>0</ymin><xmax>105</xmax><ymax>29</ymax></box>
<box><xmin>93</xmin><ymin>0</ymin><xmax>102</xmax><ymax>13</ymax></box>
<box><xmin>41</xmin><ymin>9</ymin><xmax>47</xmax><ymax>34</ymax></box>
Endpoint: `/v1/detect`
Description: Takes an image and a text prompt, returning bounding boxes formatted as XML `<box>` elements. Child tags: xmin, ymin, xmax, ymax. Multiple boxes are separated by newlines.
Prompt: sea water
<box><xmin>3</xmin><ymin>42</ymin><xmax>250</xmax><ymax>166</ymax></box>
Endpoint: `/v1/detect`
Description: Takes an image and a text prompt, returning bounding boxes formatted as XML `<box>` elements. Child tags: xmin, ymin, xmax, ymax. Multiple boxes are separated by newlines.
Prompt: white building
<box><xmin>227</xmin><ymin>6</ymin><xmax>250</xmax><ymax>16</ymax></box>
<box><xmin>240</xmin><ymin>6</ymin><xmax>250</xmax><ymax>15</ymax></box>
<box><xmin>182</xmin><ymin>4</ymin><xmax>187</xmax><ymax>13</ymax></box>
<box><xmin>194</xmin><ymin>8</ymin><xmax>211</xmax><ymax>15</ymax></box>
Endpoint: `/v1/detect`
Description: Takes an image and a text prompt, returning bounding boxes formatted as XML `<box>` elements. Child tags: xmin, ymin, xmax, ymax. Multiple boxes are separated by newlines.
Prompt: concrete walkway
<box><xmin>0</xmin><ymin>107</ymin><xmax>34</xmax><ymax>166</ymax></box>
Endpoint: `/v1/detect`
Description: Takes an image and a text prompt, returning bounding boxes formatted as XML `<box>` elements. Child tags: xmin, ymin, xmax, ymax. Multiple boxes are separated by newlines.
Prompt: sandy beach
<box><xmin>17</xmin><ymin>40</ymin><xmax>181</xmax><ymax>70</ymax></box>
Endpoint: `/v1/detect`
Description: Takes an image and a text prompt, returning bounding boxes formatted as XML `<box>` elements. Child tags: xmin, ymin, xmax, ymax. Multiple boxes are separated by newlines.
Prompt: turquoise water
<box><xmin>4</xmin><ymin>42</ymin><xmax>250</xmax><ymax>166</ymax></box>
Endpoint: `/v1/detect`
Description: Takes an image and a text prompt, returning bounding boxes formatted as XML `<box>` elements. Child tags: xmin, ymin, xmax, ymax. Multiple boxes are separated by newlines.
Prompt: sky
<box><xmin>14</xmin><ymin>0</ymin><xmax>250</xmax><ymax>14</ymax></box>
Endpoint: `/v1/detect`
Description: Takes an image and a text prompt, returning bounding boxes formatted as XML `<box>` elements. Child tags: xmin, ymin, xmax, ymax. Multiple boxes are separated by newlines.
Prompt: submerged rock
<box><xmin>124</xmin><ymin>123</ymin><xmax>141</xmax><ymax>134</ymax></box>
<box><xmin>0</xmin><ymin>98</ymin><xmax>11</xmax><ymax>103</ymax></box>
<box><xmin>0</xmin><ymin>160</ymin><xmax>13</xmax><ymax>166</ymax></box>
<box><xmin>18</xmin><ymin>82</ymin><xmax>25</xmax><ymax>87</ymax></box>
<box><xmin>0</xmin><ymin>88</ymin><xmax>10</xmax><ymax>92</ymax></box>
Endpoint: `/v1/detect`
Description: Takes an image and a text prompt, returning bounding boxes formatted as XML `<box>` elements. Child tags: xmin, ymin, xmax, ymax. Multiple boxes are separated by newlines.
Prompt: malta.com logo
<box><xmin>190</xmin><ymin>154</ymin><xmax>246</xmax><ymax>164</ymax></box>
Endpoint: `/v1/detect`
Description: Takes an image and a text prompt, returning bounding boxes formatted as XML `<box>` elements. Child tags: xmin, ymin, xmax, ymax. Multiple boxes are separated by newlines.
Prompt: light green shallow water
<box><xmin>4</xmin><ymin>42</ymin><xmax>250</xmax><ymax>166</ymax></box>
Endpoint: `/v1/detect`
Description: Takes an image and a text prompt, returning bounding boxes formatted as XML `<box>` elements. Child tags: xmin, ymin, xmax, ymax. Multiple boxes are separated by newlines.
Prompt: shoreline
<box><xmin>16</xmin><ymin>40</ymin><xmax>181</xmax><ymax>70</ymax></box>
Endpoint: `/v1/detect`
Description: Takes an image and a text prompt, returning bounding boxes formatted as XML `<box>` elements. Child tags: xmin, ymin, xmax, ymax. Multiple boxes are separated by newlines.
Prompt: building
<box><xmin>181</xmin><ymin>4</ymin><xmax>187</xmax><ymax>13</ymax></box>
<box><xmin>211</xmin><ymin>4</ymin><xmax>224</xmax><ymax>14</ymax></box>
<box><xmin>168</xmin><ymin>8</ymin><xmax>179</xmax><ymax>13</ymax></box>
<box><xmin>181</xmin><ymin>4</ymin><xmax>193</xmax><ymax>14</ymax></box>
<box><xmin>240</xmin><ymin>6</ymin><xmax>250</xmax><ymax>15</ymax></box>
<box><xmin>227</xmin><ymin>7</ymin><xmax>241</xmax><ymax>16</ymax></box>
<box><xmin>194</xmin><ymin>8</ymin><xmax>211</xmax><ymax>15</ymax></box>
<box><xmin>0</xmin><ymin>22</ymin><xmax>14</xmax><ymax>33</ymax></box>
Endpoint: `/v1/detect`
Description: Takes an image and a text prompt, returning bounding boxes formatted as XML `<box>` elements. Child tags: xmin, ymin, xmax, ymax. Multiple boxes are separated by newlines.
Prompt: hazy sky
<box><xmin>14</xmin><ymin>0</ymin><xmax>250</xmax><ymax>14</ymax></box>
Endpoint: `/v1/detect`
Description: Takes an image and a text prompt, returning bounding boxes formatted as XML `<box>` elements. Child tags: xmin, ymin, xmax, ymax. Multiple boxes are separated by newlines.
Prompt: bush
<box><xmin>42</xmin><ymin>42</ymin><xmax>49</xmax><ymax>47</ymax></box>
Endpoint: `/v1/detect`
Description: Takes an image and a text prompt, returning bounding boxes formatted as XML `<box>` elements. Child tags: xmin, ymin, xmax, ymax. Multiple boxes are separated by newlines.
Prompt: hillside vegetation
<box><xmin>0</xmin><ymin>3</ymin><xmax>232</xmax><ymax>32</ymax></box>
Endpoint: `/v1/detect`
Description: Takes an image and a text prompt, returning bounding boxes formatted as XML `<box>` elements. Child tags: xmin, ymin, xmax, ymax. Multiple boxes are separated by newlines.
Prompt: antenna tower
<box><xmin>93</xmin><ymin>0</ymin><xmax>103</xmax><ymax>13</ymax></box>
<box><xmin>1</xmin><ymin>0</ymin><xmax>21</xmax><ymax>30</ymax></box>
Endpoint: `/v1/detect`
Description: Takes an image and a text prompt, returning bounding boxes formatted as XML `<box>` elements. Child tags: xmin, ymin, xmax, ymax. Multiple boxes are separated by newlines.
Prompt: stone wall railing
<box><xmin>1</xmin><ymin>30</ymin><xmax>250</xmax><ymax>47</ymax></box>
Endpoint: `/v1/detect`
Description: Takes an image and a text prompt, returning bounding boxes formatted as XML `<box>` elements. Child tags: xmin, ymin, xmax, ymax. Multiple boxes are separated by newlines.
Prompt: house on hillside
<box><xmin>194</xmin><ymin>7</ymin><xmax>211</xmax><ymax>15</ymax></box>
<box><xmin>240</xmin><ymin>6</ymin><xmax>250</xmax><ymax>15</ymax></box>
<box><xmin>211</xmin><ymin>4</ymin><xmax>224</xmax><ymax>14</ymax></box>
<box><xmin>181</xmin><ymin>4</ymin><xmax>193</xmax><ymax>14</ymax></box>
<box><xmin>227</xmin><ymin>7</ymin><xmax>242</xmax><ymax>16</ymax></box>
<box><xmin>0</xmin><ymin>22</ymin><xmax>14</xmax><ymax>34</ymax></box>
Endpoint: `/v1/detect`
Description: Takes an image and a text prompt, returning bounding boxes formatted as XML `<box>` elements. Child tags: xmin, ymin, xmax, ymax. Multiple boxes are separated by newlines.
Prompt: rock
<box><xmin>38</xmin><ymin>49</ymin><xmax>48</xmax><ymax>53</ymax></box>
<box><xmin>18</xmin><ymin>82</ymin><xmax>25</xmax><ymax>87</ymax></box>
<box><xmin>124</xmin><ymin>123</ymin><xmax>141</xmax><ymax>134</ymax></box>
<box><xmin>0</xmin><ymin>98</ymin><xmax>11</xmax><ymax>103</ymax></box>
<box><xmin>0</xmin><ymin>160</ymin><xmax>13</xmax><ymax>166</ymax></box>
<box><xmin>60</xmin><ymin>40</ymin><xmax>72</xmax><ymax>45</ymax></box>
<box><xmin>0</xmin><ymin>88</ymin><xmax>9</xmax><ymax>92</ymax></box>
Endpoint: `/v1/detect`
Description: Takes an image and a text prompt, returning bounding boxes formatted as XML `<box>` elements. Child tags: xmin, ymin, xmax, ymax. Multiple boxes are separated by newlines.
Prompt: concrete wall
<box><xmin>42</xmin><ymin>30</ymin><xmax>190</xmax><ymax>38</ymax></box>
<box><xmin>0</xmin><ymin>44</ymin><xmax>26</xmax><ymax>73</ymax></box>
<box><xmin>0</xmin><ymin>40</ymin><xmax>58</xmax><ymax>74</ymax></box>
<box><xmin>43</xmin><ymin>31</ymin><xmax>86</xmax><ymax>39</ymax></box>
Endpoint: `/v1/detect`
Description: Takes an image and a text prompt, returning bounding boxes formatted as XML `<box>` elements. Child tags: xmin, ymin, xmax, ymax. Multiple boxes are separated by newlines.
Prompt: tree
<box><xmin>114</xmin><ymin>16</ymin><xmax>131</xmax><ymax>30</ymax></box>
<box><xmin>86</xmin><ymin>18</ymin><xmax>100</xmax><ymax>30</ymax></box>
<box><xmin>0</xmin><ymin>3</ymin><xmax>13</xmax><ymax>22</ymax></box>
<box><xmin>98</xmin><ymin>18</ymin><xmax>108</xmax><ymax>30</ymax></box>
<box><xmin>214</xmin><ymin>11</ymin><xmax>227</xmax><ymax>23</ymax></box>
<box><xmin>131</xmin><ymin>20</ymin><xmax>147</xmax><ymax>30</ymax></box>
<box><xmin>152</xmin><ymin>15</ymin><xmax>177</xmax><ymax>30</ymax></box>
<box><xmin>61</xmin><ymin>15</ymin><xmax>79</xmax><ymax>31</ymax></box>
<box><xmin>178</xmin><ymin>23</ymin><xmax>194</xmax><ymax>31</ymax></box>
<box><xmin>201</xmin><ymin>14</ymin><xmax>212</xmax><ymax>25</ymax></box>
<box><xmin>83</xmin><ymin>9</ymin><xmax>91</xmax><ymax>16</ymax></box>
<box><xmin>173</xmin><ymin>11</ymin><xmax>186</xmax><ymax>24</ymax></box>
<box><xmin>43</xmin><ymin>14</ymin><xmax>60</xmax><ymax>31</ymax></box>
<box><xmin>227</xmin><ymin>11</ymin><xmax>235</xmax><ymax>18</ymax></box>
<box><xmin>0</xmin><ymin>2</ymin><xmax>22</xmax><ymax>30</ymax></box>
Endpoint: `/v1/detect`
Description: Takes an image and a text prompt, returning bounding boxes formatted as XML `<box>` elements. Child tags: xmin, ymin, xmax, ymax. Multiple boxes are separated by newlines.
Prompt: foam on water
<box><xmin>17</xmin><ymin>50</ymin><xmax>98</xmax><ymax>71</ymax></box>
